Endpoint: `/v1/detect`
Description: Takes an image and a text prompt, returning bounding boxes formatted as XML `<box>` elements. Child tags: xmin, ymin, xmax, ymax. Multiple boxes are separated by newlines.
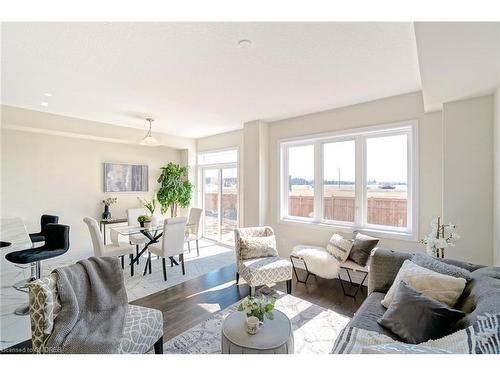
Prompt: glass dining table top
<box><xmin>111</xmin><ymin>224</ymin><xmax>164</xmax><ymax>236</ymax></box>
<box><xmin>111</xmin><ymin>222</ymin><xmax>193</xmax><ymax>236</ymax></box>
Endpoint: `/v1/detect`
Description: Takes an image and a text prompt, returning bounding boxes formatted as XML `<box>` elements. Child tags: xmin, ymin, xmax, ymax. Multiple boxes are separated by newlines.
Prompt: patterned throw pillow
<box><xmin>325</xmin><ymin>233</ymin><xmax>353</xmax><ymax>263</ymax></box>
<box><xmin>240</xmin><ymin>235</ymin><xmax>278</xmax><ymax>260</ymax></box>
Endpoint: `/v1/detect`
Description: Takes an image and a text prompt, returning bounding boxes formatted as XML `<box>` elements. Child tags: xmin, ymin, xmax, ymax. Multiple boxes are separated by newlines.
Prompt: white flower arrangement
<box><xmin>237</xmin><ymin>295</ymin><xmax>276</xmax><ymax>322</ymax></box>
<box><xmin>421</xmin><ymin>217</ymin><xmax>460</xmax><ymax>258</ymax></box>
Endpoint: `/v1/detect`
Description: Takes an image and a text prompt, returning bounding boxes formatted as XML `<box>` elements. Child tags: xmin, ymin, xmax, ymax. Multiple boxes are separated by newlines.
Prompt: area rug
<box><xmin>163</xmin><ymin>288</ymin><xmax>350</xmax><ymax>354</ymax></box>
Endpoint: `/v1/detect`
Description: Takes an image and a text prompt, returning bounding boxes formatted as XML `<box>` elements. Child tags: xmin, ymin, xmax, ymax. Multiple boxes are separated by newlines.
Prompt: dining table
<box><xmin>0</xmin><ymin>217</ymin><xmax>35</xmax><ymax>315</ymax></box>
<box><xmin>111</xmin><ymin>221</ymin><xmax>192</xmax><ymax>276</ymax></box>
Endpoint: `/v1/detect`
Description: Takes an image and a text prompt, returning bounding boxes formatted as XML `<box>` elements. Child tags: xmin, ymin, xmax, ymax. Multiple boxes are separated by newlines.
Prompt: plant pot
<box><xmin>102</xmin><ymin>205</ymin><xmax>111</xmax><ymax>220</ymax></box>
<box><xmin>144</xmin><ymin>221</ymin><xmax>152</xmax><ymax>229</ymax></box>
<box><xmin>139</xmin><ymin>221</ymin><xmax>145</xmax><ymax>228</ymax></box>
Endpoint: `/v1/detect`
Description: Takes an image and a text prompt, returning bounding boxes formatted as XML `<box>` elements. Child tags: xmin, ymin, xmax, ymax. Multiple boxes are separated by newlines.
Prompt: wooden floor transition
<box><xmin>131</xmin><ymin>263</ymin><xmax>367</xmax><ymax>342</ymax></box>
<box><xmin>3</xmin><ymin>262</ymin><xmax>366</xmax><ymax>351</ymax></box>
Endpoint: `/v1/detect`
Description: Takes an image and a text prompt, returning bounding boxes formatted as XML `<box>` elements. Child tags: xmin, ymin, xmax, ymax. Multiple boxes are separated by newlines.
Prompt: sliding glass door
<box><xmin>202</xmin><ymin>168</ymin><xmax>220</xmax><ymax>240</ymax></box>
<box><xmin>201</xmin><ymin>164</ymin><xmax>238</xmax><ymax>244</ymax></box>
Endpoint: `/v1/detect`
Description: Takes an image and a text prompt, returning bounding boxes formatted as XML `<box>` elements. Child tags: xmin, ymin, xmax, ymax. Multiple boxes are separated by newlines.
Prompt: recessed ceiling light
<box><xmin>238</xmin><ymin>39</ymin><xmax>252</xmax><ymax>48</ymax></box>
<box><xmin>40</xmin><ymin>101</ymin><xmax>49</xmax><ymax>107</ymax></box>
<box><xmin>44</xmin><ymin>93</ymin><xmax>52</xmax><ymax>97</ymax></box>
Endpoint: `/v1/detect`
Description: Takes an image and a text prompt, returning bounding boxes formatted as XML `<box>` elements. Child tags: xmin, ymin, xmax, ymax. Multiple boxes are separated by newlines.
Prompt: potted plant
<box><xmin>138</xmin><ymin>197</ymin><xmax>156</xmax><ymax>216</ymax></box>
<box><xmin>237</xmin><ymin>295</ymin><xmax>276</xmax><ymax>334</ymax></box>
<box><xmin>157</xmin><ymin>162</ymin><xmax>193</xmax><ymax>217</ymax></box>
<box><xmin>137</xmin><ymin>215</ymin><xmax>151</xmax><ymax>228</ymax></box>
<box><xmin>101</xmin><ymin>197</ymin><xmax>117</xmax><ymax>219</ymax></box>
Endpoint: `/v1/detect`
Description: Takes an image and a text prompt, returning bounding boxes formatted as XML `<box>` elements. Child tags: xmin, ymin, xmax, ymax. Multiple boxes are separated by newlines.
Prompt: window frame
<box><xmin>279</xmin><ymin>120</ymin><xmax>418</xmax><ymax>241</ymax></box>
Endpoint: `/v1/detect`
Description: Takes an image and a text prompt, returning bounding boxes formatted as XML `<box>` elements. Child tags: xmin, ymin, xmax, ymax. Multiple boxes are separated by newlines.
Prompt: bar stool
<box><xmin>5</xmin><ymin>223</ymin><xmax>70</xmax><ymax>315</ymax></box>
<box><xmin>29</xmin><ymin>214</ymin><xmax>59</xmax><ymax>243</ymax></box>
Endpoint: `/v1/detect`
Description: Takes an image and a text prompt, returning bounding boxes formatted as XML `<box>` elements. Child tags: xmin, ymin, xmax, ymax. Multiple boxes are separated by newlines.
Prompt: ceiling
<box><xmin>1</xmin><ymin>22</ymin><xmax>499</xmax><ymax>139</ymax></box>
<box><xmin>1</xmin><ymin>22</ymin><xmax>421</xmax><ymax>138</ymax></box>
<box><xmin>415</xmin><ymin>22</ymin><xmax>500</xmax><ymax>112</ymax></box>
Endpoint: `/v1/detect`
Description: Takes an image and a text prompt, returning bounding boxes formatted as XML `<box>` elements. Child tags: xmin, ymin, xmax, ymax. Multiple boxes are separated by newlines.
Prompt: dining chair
<box><xmin>147</xmin><ymin>217</ymin><xmax>188</xmax><ymax>281</ymax></box>
<box><xmin>29</xmin><ymin>214</ymin><xmax>59</xmax><ymax>243</ymax></box>
<box><xmin>185</xmin><ymin>208</ymin><xmax>202</xmax><ymax>257</ymax></box>
<box><xmin>83</xmin><ymin>217</ymin><xmax>136</xmax><ymax>276</ymax></box>
<box><xmin>126</xmin><ymin>208</ymin><xmax>148</xmax><ymax>264</ymax></box>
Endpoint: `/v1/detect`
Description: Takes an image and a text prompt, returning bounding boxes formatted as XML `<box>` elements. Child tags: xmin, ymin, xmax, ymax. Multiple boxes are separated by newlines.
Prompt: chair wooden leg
<box><xmin>170</xmin><ymin>258</ymin><xmax>174</xmax><ymax>267</ymax></box>
<box><xmin>148</xmin><ymin>252</ymin><xmax>152</xmax><ymax>274</ymax></box>
<box><xmin>286</xmin><ymin>279</ymin><xmax>292</xmax><ymax>294</ymax></box>
<box><xmin>153</xmin><ymin>336</ymin><xmax>163</xmax><ymax>354</ymax></box>
<box><xmin>162</xmin><ymin>257</ymin><xmax>167</xmax><ymax>281</ymax></box>
<box><xmin>196</xmin><ymin>239</ymin><xmax>200</xmax><ymax>257</ymax></box>
<box><xmin>236</xmin><ymin>272</ymin><xmax>239</xmax><ymax>284</ymax></box>
<box><xmin>130</xmin><ymin>254</ymin><xmax>134</xmax><ymax>277</ymax></box>
<box><xmin>136</xmin><ymin>245</ymin><xmax>140</xmax><ymax>265</ymax></box>
<box><xmin>120</xmin><ymin>255</ymin><xmax>124</xmax><ymax>269</ymax></box>
<box><xmin>187</xmin><ymin>241</ymin><xmax>191</xmax><ymax>253</ymax></box>
<box><xmin>180</xmin><ymin>253</ymin><xmax>185</xmax><ymax>275</ymax></box>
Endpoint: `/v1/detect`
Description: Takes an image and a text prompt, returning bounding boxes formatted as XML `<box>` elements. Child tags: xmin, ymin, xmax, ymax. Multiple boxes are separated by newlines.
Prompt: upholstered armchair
<box><xmin>28</xmin><ymin>275</ymin><xmax>164</xmax><ymax>354</ymax></box>
<box><xmin>234</xmin><ymin>226</ymin><xmax>293</xmax><ymax>295</ymax></box>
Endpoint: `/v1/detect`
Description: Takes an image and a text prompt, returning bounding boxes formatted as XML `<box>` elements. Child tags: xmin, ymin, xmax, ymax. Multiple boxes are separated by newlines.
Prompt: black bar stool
<box><xmin>29</xmin><ymin>214</ymin><xmax>59</xmax><ymax>243</ymax></box>
<box><xmin>5</xmin><ymin>223</ymin><xmax>70</xmax><ymax>315</ymax></box>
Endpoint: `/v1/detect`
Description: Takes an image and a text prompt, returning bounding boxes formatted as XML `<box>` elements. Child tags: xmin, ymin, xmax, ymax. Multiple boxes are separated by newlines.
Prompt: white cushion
<box><xmin>325</xmin><ymin>233</ymin><xmax>353</xmax><ymax>263</ymax></box>
<box><xmin>381</xmin><ymin>260</ymin><xmax>466</xmax><ymax>308</ymax></box>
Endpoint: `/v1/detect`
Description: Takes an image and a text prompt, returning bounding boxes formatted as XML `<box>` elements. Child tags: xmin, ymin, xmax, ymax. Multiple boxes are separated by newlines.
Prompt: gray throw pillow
<box><xmin>377</xmin><ymin>281</ymin><xmax>465</xmax><ymax>344</ymax></box>
<box><xmin>348</xmin><ymin>233</ymin><xmax>379</xmax><ymax>266</ymax></box>
<box><xmin>412</xmin><ymin>253</ymin><xmax>472</xmax><ymax>281</ymax></box>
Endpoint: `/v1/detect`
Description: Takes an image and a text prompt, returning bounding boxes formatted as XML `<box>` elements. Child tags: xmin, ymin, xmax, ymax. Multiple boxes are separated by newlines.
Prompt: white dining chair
<box><xmin>147</xmin><ymin>217</ymin><xmax>188</xmax><ymax>281</ymax></box>
<box><xmin>126</xmin><ymin>207</ymin><xmax>148</xmax><ymax>264</ymax></box>
<box><xmin>185</xmin><ymin>208</ymin><xmax>202</xmax><ymax>257</ymax></box>
<box><xmin>83</xmin><ymin>217</ymin><xmax>136</xmax><ymax>276</ymax></box>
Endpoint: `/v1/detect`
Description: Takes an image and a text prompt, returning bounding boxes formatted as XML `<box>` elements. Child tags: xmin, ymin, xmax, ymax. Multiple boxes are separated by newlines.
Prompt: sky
<box><xmin>288</xmin><ymin>134</ymin><xmax>407</xmax><ymax>183</ymax></box>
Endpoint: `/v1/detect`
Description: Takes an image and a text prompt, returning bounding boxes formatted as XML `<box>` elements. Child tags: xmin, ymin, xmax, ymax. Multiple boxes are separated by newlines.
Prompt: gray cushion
<box><xmin>349</xmin><ymin>233</ymin><xmax>379</xmax><ymax>266</ymax></box>
<box><xmin>411</xmin><ymin>253</ymin><xmax>471</xmax><ymax>281</ymax></box>
<box><xmin>377</xmin><ymin>281</ymin><xmax>465</xmax><ymax>344</ymax></box>
<box><xmin>348</xmin><ymin>292</ymin><xmax>401</xmax><ymax>340</ymax></box>
<box><xmin>454</xmin><ymin>266</ymin><xmax>500</xmax><ymax>329</ymax></box>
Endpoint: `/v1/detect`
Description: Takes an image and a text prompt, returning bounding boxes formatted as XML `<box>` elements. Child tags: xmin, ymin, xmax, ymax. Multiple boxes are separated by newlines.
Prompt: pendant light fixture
<box><xmin>140</xmin><ymin>118</ymin><xmax>159</xmax><ymax>146</ymax></box>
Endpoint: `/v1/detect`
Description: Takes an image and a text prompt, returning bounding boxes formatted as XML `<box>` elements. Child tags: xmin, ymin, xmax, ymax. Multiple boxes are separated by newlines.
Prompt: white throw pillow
<box><xmin>325</xmin><ymin>233</ymin><xmax>353</xmax><ymax>263</ymax></box>
<box><xmin>381</xmin><ymin>260</ymin><xmax>466</xmax><ymax>309</ymax></box>
<box><xmin>239</xmin><ymin>235</ymin><xmax>278</xmax><ymax>260</ymax></box>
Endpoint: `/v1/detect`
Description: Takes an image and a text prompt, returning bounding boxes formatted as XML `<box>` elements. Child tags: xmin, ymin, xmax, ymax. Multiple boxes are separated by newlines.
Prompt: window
<box><xmin>323</xmin><ymin>140</ymin><xmax>355</xmax><ymax>223</ymax></box>
<box><xmin>287</xmin><ymin>144</ymin><xmax>314</xmax><ymax>219</ymax></box>
<box><xmin>280</xmin><ymin>122</ymin><xmax>417</xmax><ymax>239</ymax></box>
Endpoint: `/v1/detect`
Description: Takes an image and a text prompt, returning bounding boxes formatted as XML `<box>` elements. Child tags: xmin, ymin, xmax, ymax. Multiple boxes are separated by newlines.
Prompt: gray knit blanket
<box><xmin>46</xmin><ymin>257</ymin><xmax>128</xmax><ymax>354</ymax></box>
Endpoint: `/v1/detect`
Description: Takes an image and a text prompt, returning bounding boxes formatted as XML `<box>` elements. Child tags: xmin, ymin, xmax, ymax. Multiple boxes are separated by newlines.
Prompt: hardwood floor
<box><xmin>131</xmin><ymin>263</ymin><xmax>366</xmax><ymax>342</ymax></box>
<box><xmin>3</xmin><ymin>262</ymin><xmax>367</xmax><ymax>351</ymax></box>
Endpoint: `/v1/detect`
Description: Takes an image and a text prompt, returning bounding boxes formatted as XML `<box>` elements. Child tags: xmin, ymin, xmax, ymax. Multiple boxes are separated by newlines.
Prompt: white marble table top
<box><xmin>0</xmin><ymin>218</ymin><xmax>32</xmax><ymax>251</ymax></box>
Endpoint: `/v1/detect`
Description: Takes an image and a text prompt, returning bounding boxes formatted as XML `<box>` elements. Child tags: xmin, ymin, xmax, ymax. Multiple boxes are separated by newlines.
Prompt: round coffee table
<box><xmin>221</xmin><ymin>310</ymin><xmax>294</xmax><ymax>354</ymax></box>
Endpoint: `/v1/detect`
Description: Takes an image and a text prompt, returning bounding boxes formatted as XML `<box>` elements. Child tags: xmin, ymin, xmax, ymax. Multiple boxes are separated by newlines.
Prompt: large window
<box><xmin>280</xmin><ymin>122</ymin><xmax>416</xmax><ymax>239</ymax></box>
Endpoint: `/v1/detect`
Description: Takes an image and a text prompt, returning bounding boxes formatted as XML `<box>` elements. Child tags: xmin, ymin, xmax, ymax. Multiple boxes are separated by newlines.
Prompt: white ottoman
<box><xmin>221</xmin><ymin>310</ymin><xmax>294</xmax><ymax>354</ymax></box>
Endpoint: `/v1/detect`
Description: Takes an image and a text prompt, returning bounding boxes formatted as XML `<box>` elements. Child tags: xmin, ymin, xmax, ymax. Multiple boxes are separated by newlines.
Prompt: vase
<box><xmin>102</xmin><ymin>205</ymin><xmax>111</xmax><ymax>220</ymax></box>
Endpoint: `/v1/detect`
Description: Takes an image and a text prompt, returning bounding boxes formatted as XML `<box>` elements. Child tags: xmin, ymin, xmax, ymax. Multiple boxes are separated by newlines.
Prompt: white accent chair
<box><xmin>185</xmin><ymin>208</ymin><xmax>202</xmax><ymax>257</ymax></box>
<box><xmin>126</xmin><ymin>208</ymin><xmax>148</xmax><ymax>264</ymax></box>
<box><xmin>234</xmin><ymin>226</ymin><xmax>293</xmax><ymax>296</ymax></box>
<box><xmin>83</xmin><ymin>217</ymin><xmax>137</xmax><ymax>276</ymax></box>
<box><xmin>147</xmin><ymin>217</ymin><xmax>188</xmax><ymax>281</ymax></box>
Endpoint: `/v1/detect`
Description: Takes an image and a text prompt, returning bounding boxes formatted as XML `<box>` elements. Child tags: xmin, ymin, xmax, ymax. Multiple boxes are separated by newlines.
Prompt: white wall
<box><xmin>266</xmin><ymin>92</ymin><xmax>444</xmax><ymax>258</ymax></box>
<box><xmin>443</xmin><ymin>95</ymin><xmax>494</xmax><ymax>266</ymax></box>
<box><xmin>494</xmin><ymin>87</ymin><xmax>500</xmax><ymax>266</ymax></box>
<box><xmin>0</xmin><ymin>106</ymin><xmax>194</xmax><ymax>267</ymax></box>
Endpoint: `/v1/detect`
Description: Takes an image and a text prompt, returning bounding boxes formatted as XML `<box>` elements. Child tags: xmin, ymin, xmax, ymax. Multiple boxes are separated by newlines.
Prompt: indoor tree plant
<box><xmin>156</xmin><ymin>162</ymin><xmax>193</xmax><ymax>217</ymax></box>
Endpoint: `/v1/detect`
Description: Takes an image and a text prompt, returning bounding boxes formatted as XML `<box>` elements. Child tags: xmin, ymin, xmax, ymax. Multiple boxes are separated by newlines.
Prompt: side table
<box><xmin>221</xmin><ymin>310</ymin><xmax>294</xmax><ymax>354</ymax></box>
